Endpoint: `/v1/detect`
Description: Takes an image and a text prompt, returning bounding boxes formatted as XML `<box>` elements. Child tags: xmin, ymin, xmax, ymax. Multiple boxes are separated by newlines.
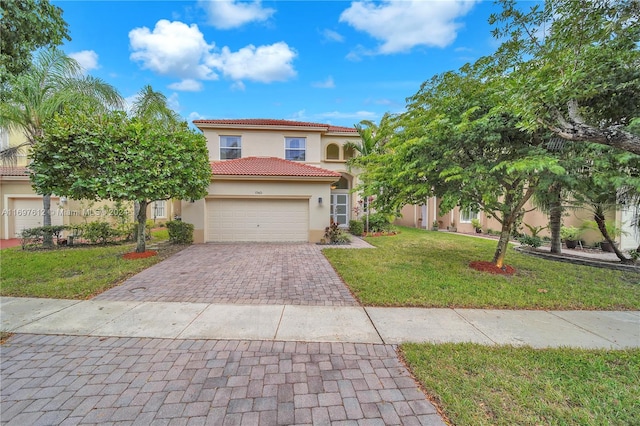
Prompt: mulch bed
<box><xmin>469</xmin><ymin>260</ymin><xmax>516</xmax><ymax>275</ymax></box>
<box><xmin>123</xmin><ymin>250</ymin><xmax>157</xmax><ymax>260</ymax></box>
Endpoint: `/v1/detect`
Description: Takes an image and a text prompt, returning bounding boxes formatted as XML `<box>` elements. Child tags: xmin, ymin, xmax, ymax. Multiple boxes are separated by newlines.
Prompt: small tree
<box><xmin>30</xmin><ymin>109</ymin><xmax>211</xmax><ymax>252</ymax></box>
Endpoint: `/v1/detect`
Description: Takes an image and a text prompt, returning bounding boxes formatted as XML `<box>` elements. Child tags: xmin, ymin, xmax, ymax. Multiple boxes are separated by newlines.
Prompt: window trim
<box><xmin>285</xmin><ymin>137</ymin><xmax>306</xmax><ymax>161</ymax></box>
<box><xmin>220</xmin><ymin>135</ymin><xmax>242</xmax><ymax>160</ymax></box>
<box><xmin>153</xmin><ymin>200</ymin><xmax>167</xmax><ymax>219</ymax></box>
<box><xmin>460</xmin><ymin>208</ymin><xmax>479</xmax><ymax>223</ymax></box>
<box><xmin>325</xmin><ymin>143</ymin><xmax>340</xmax><ymax>161</ymax></box>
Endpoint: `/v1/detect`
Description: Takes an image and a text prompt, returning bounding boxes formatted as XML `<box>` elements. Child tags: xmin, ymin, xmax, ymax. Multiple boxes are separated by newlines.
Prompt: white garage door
<box><xmin>13</xmin><ymin>198</ymin><xmax>63</xmax><ymax>237</ymax></box>
<box><xmin>207</xmin><ymin>199</ymin><xmax>309</xmax><ymax>242</ymax></box>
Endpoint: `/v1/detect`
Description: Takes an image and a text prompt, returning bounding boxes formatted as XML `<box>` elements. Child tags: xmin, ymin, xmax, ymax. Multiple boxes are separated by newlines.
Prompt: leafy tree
<box><xmin>0</xmin><ymin>0</ymin><xmax>70</xmax><ymax>85</ymax></box>
<box><xmin>358</xmin><ymin>66</ymin><xmax>563</xmax><ymax>268</ymax></box>
<box><xmin>0</xmin><ymin>49</ymin><xmax>122</xmax><ymax>246</ymax></box>
<box><xmin>489</xmin><ymin>0</ymin><xmax>640</xmax><ymax>154</ymax></box>
<box><xmin>30</xmin><ymin>110</ymin><xmax>212</xmax><ymax>252</ymax></box>
<box><xmin>569</xmin><ymin>145</ymin><xmax>640</xmax><ymax>263</ymax></box>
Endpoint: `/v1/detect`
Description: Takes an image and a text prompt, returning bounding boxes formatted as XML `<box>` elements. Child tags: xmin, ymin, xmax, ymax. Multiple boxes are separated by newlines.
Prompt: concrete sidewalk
<box><xmin>2</xmin><ymin>297</ymin><xmax>638</xmax><ymax>349</ymax></box>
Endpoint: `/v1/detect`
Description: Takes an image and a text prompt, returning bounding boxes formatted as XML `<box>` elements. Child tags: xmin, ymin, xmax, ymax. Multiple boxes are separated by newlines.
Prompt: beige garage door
<box><xmin>206</xmin><ymin>198</ymin><xmax>309</xmax><ymax>242</ymax></box>
<box><xmin>13</xmin><ymin>198</ymin><xmax>63</xmax><ymax>237</ymax></box>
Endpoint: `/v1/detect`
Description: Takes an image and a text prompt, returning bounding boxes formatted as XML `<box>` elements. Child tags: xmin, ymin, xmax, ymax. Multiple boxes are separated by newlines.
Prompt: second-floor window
<box><xmin>285</xmin><ymin>137</ymin><xmax>306</xmax><ymax>161</ymax></box>
<box><xmin>220</xmin><ymin>136</ymin><xmax>241</xmax><ymax>160</ymax></box>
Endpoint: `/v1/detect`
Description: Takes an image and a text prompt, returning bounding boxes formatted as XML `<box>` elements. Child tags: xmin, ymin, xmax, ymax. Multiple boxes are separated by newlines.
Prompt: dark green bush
<box><xmin>82</xmin><ymin>221</ymin><xmax>117</xmax><ymax>244</ymax></box>
<box><xmin>20</xmin><ymin>225</ymin><xmax>67</xmax><ymax>249</ymax></box>
<box><xmin>166</xmin><ymin>220</ymin><xmax>194</xmax><ymax>244</ymax></box>
<box><xmin>518</xmin><ymin>235</ymin><xmax>543</xmax><ymax>248</ymax></box>
<box><xmin>349</xmin><ymin>220</ymin><xmax>364</xmax><ymax>236</ymax></box>
<box><xmin>366</xmin><ymin>213</ymin><xmax>392</xmax><ymax>233</ymax></box>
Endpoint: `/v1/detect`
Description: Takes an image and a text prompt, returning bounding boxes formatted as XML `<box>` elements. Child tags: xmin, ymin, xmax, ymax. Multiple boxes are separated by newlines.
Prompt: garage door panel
<box><xmin>207</xmin><ymin>199</ymin><xmax>308</xmax><ymax>242</ymax></box>
<box><xmin>12</xmin><ymin>198</ymin><xmax>63</xmax><ymax>237</ymax></box>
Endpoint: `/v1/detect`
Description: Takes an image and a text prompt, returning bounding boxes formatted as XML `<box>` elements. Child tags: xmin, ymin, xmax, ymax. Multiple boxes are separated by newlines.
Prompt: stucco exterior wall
<box><xmin>204</xmin><ymin>129</ymin><xmax>323</xmax><ymax>163</ymax></box>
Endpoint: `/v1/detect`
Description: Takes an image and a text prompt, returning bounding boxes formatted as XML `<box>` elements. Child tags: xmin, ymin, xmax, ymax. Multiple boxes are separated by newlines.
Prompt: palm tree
<box><xmin>130</xmin><ymin>85</ymin><xmax>181</xmax><ymax>126</ymax></box>
<box><xmin>0</xmin><ymin>48</ymin><xmax>123</xmax><ymax>245</ymax></box>
<box><xmin>344</xmin><ymin>114</ymin><xmax>393</xmax><ymax>159</ymax></box>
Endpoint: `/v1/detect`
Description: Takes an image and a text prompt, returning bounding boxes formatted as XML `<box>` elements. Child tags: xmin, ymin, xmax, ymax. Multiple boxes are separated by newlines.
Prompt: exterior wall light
<box><xmin>318</xmin><ymin>197</ymin><xmax>323</xmax><ymax>205</ymax></box>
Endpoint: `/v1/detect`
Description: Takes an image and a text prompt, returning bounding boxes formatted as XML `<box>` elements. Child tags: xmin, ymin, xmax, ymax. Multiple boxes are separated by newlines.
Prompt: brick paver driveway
<box><xmin>1</xmin><ymin>335</ymin><xmax>444</xmax><ymax>425</ymax></box>
<box><xmin>95</xmin><ymin>244</ymin><xmax>358</xmax><ymax>306</ymax></box>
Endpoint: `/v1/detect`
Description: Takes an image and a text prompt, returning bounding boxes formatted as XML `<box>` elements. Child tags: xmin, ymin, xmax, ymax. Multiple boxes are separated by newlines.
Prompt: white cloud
<box><xmin>290</xmin><ymin>109</ymin><xmax>307</xmax><ymax>120</ymax></box>
<box><xmin>200</xmin><ymin>0</ymin><xmax>275</xmax><ymax>29</ymax></box>
<box><xmin>168</xmin><ymin>79</ymin><xmax>203</xmax><ymax>92</ymax></box>
<box><xmin>231</xmin><ymin>81</ymin><xmax>246</xmax><ymax>91</ymax></box>
<box><xmin>339</xmin><ymin>0</ymin><xmax>478</xmax><ymax>54</ymax></box>
<box><xmin>167</xmin><ymin>92</ymin><xmax>181</xmax><ymax>112</ymax></box>
<box><xmin>207</xmin><ymin>42</ymin><xmax>297</xmax><ymax>83</ymax></box>
<box><xmin>312</xmin><ymin>76</ymin><xmax>335</xmax><ymax>89</ymax></box>
<box><xmin>188</xmin><ymin>111</ymin><xmax>205</xmax><ymax>122</ymax></box>
<box><xmin>69</xmin><ymin>50</ymin><xmax>99</xmax><ymax>72</ymax></box>
<box><xmin>129</xmin><ymin>20</ymin><xmax>217</xmax><ymax>81</ymax></box>
<box><xmin>129</xmin><ymin>20</ymin><xmax>297</xmax><ymax>86</ymax></box>
<box><xmin>322</xmin><ymin>29</ymin><xmax>344</xmax><ymax>43</ymax></box>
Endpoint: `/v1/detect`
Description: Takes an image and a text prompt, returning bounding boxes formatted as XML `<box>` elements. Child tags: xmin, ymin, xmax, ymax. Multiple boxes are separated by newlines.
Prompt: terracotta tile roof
<box><xmin>194</xmin><ymin>118</ymin><xmax>358</xmax><ymax>134</ymax></box>
<box><xmin>0</xmin><ymin>166</ymin><xmax>29</xmax><ymax>177</ymax></box>
<box><xmin>211</xmin><ymin>157</ymin><xmax>342</xmax><ymax>178</ymax></box>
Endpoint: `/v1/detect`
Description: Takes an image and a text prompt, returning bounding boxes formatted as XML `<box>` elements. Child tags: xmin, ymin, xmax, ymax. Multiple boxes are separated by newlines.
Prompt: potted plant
<box><xmin>448</xmin><ymin>221</ymin><xmax>457</xmax><ymax>232</ymax></box>
<box><xmin>471</xmin><ymin>218</ymin><xmax>482</xmax><ymax>233</ymax></box>
<box><xmin>560</xmin><ymin>226</ymin><xmax>581</xmax><ymax>249</ymax></box>
<box><xmin>431</xmin><ymin>220</ymin><xmax>439</xmax><ymax>231</ymax></box>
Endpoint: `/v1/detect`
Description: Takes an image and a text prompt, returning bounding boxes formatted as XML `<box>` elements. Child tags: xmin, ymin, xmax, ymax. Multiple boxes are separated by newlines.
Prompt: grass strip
<box><xmin>402</xmin><ymin>343</ymin><xmax>640</xmax><ymax>426</ymax></box>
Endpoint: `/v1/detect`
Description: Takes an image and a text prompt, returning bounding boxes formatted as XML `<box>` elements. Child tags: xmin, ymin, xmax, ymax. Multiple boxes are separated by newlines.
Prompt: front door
<box><xmin>330</xmin><ymin>193</ymin><xmax>349</xmax><ymax>226</ymax></box>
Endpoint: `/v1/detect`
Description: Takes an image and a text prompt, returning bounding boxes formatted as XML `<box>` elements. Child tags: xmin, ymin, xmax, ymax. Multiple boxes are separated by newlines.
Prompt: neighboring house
<box><xmin>396</xmin><ymin>198</ymin><xmax>639</xmax><ymax>250</ymax></box>
<box><xmin>0</xmin><ymin>128</ymin><xmax>152</xmax><ymax>239</ymax></box>
<box><xmin>182</xmin><ymin>119</ymin><xmax>361</xmax><ymax>243</ymax></box>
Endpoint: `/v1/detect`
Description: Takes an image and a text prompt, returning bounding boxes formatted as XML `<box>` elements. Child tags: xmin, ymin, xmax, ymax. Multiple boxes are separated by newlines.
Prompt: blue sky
<box><xmin>55</xmin><ymin>0</ymin><xmax>504</xmax><ymax>128</ymax></box>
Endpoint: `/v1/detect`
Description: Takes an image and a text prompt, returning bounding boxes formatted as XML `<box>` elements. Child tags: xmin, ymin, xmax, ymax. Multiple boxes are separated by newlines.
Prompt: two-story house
<box><xmin>182</xmin><ymin>119</ymin><xmax>362</xmax><ymax>243</ymax></box>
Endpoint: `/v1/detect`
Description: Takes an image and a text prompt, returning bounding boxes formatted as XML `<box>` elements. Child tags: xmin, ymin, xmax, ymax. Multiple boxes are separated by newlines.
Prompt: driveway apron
<box><xmin>94</xmin><ymin>243</ymin><xmax>359</xmax><ymax>306</ymax></box>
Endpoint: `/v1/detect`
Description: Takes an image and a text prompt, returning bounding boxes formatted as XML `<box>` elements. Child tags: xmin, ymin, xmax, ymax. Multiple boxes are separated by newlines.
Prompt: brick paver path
<box><xmin>1</xmin><ymin>334</ymin><xmax>444</xmax><ymax>425</ymax></box>
<box><xmin>95</xmin><ymin>244</ymin><xmax>358</xmax><ymax>306</ymax></box>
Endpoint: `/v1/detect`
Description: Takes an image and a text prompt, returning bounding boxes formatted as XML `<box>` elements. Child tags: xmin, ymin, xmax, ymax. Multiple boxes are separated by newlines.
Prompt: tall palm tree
<box><xmin>0</xmin><ymin>48</ymin><xmax>123</xmax><ymax>245</ymax></box>
<box><xmin>130</xmin><ymin>85</ymin><xmax>180</xmax><ymax>126</ymax></box>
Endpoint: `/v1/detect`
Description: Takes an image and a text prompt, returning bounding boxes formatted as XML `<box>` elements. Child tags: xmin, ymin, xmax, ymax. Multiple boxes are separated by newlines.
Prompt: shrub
<box><xmin>518</xmin><ymin>235</ymin><xmax>543</xmax><ymax>248</ymax></box>
<box><xmin>324</xmin><ymin>220</ymin><xmax>351</xmax><ymax>244</ymax></box>
<box><xmin>20</xmin><ymin>225</ymin><xmax>68</xmax><ymax>249</ymax></box>
<box><xmin>82</xmin><ymin>221</ymin><xmax>117</xmax><ymax>244</ymax></box>
<box><xmin>367</xmin><ymin>213</ymin><xmax>392</xmax><ymax>233</ymax></box>
<box><xmin>349</xmin><ymin>220</ymin><xmax>364</xmax><ymax>236</ymax></box>
<box><xmin>166</xmin><ymin>220</ymin><xmax>194</xmax><ymax>244</ymax></box>
<box><xmin>560</xmin><ymin>226</ymin><xmax>581</xmax><ymax>241</ymax></box>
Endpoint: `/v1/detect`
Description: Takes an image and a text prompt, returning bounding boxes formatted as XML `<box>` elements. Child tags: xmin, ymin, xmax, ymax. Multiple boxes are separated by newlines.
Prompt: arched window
<box><xmin>326</xmin><ymin>143</ymin><xmax>340</xmax><ymax>160</ymax></box>
<box><xmin>332</xmin><ymin>176</ymin><xmax>349</xmax><ymax>190</ymax></box>
<box><xmin>344</xmin><ymin>145</ymin><xmax>355</xmax><ymax>160</ymax></box>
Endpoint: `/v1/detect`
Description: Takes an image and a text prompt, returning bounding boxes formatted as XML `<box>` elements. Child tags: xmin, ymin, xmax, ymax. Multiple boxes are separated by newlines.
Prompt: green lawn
<box><xmin>0</xmin><ymin>235</ymin><xmax>184</xmax><ymax>299</ymax></box>
<box><xmin>324</xmin><ymin>227</ymin><xmax>639</xmax><ymax>310</ymax></box>
<box><xmin>402</xmin><ymin>343</ymin><xmax>640</xmax><ymax>426</ymax></box>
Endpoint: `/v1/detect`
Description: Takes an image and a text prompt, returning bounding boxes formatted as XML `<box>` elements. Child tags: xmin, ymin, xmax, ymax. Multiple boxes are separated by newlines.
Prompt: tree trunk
<box><xmin>594</xmin><ymin>211</ymin><xmax>631</xmax><ymax>264</ymax></box>
<box><xmin>42</xmin><ymin>194</ymin><xmax>53</xmax><ymax>248</ymax></box>
<box><xmin>136</xmin><ymin>200</ymin><xmax>148</xmax><ymax>253</ymax></box>
<box><xmin>548</xmin><ymin>185</ymin><xmax>563</xmax><ymax>254</ymax></box>
<box><xmin>492</xmin><ymin>220</ymin><xmax>512</xmax><ymax>269</ymax></box>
